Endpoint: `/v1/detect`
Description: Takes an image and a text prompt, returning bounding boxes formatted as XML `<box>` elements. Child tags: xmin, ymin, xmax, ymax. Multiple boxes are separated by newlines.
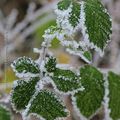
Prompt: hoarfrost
<box><xmin>103</xmin><ymin>74</ymin><xmax>112</xmax><ymax>120</ymax></box>
<box><xmin>22</xmin><ymin>90</ymin><xmax>40</xmax><ymax>120</ymax></box>
<box><xmin>55</xmin><ymin>4</ymin><xmax>74</xmax><ymax>35</ymax></box>
<box><xmin>72</xmin><ymin>95</ymin><xmax>87</xmax><ymax>120</ymax></box>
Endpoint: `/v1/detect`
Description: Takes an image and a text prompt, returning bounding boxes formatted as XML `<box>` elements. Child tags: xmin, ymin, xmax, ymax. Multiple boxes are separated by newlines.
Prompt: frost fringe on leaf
<box><xmin>11</xmin><ymin>56</ymin><xmax>40</xmax><ymax>78</ymax></box>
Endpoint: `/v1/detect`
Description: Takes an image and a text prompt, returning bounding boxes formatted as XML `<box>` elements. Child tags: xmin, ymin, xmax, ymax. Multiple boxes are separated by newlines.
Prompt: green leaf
<box><xmin>58</xmin><ymin>0</ymin><xmax>72</xmax><ymax>10</ymax></box>
<box><xmin>83</xmin><ymin>51</ymin><xmax>92</xmax><ymax>62</ymax></box>
<box><xmin>51</xmin><ymin>68</ymin><xmax>82</xmax><ymax>93</ymax></box>
<box><xmin>56</xmin><ymin>0</ymin><xmax>112</xmax><ymax>56</ymax></box>
<box><xmin>108</xmin><ymin>72</ymin><xmax>120</xmax><ymax>120</ymax></box>
<box><xmin>74</xmin><ymin>65</ymin><xmax>104</xmax><ymax>118</ymax></box>
<box><xmin>0</xmin><ymin>105</ymin><xmax>11</xmax><ymax>120</ymax></box>
<box><xmin>24</xmin><ymin>90</ymin><xmax>68</xmax><ymax>120</ymax></box>
<box><xmin>11</xmin><ymin>57</ymin><xmax>40</xmax><ymax>78</ymax></box>
<box><xmin>84</xmin><ymin>0</ymin><xmax>112</xmax><ymax>51</ymax></box>
<box><xmin>45</xmin><ymin>56</ymin><xmax>57</xmax><ymax>72</ymax></box>
<box><xmin>11</xmin><ymin>77</ymin><xmax>39</xmax><ymax>111</ymax></box>
<box><xmin>69</xmin><ymin>2</ymin><xmax>81</xmax><ymax>27</ymax></box>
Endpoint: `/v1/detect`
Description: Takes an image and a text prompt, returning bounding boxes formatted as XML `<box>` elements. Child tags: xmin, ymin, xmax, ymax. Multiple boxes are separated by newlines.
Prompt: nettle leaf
<box><xmin>0</xmin><ymin>105</ymin><xmax>11</xmax><ymax>120</ymax></box>
<box><xmin>45</xmin><ymin>57</ymin><xmax>83</xmax><ymax>93</ymax></box>
<box><xmin>69</xmin><ymin>1</ymin><xmax>81</xmax><ymax>28</ymax></box>
<box><xmin>108</xmin><ymin>72</ymin><xmax>120</xmax><ymax>120</ymax></box>
<box><xmin>11</xmin><ymin>77</ymin><xmax>39</xmax><ymax>111</ymax></box>
<box><xmin>73</xmin><ymin>65</ymin><xmax>104</xmax><ymax>118</ymax></box>
<box><xmin>58</xmin><ymin>0</ymin><xmax>72</xmax><ymax>10</ymax></box>
<box><xmin>45</xmin><ymin>56</ymin><xmax>57</xmax><ymax>72</ymax></box>
<box><xmin>56</xmin><ymin>0</ymin><xmax>112</xmax><ymax>60</ymax></box>
<box><xmin>23</xmin><ymin>90</ymin><xmax>69</xmax><ymax>120</ymax></box>
<box><xmin>83</xmin><ymin>0</ymin><xmax>112</xmax><ymax>54</ymax></box>
<box><xmin>11</xmin><ymin>57</ymin><xmax>40</xmax><ymax>78</ymax></box>
<box><xmin>51</xmin><ymin>68</ymin><xmax>83</xmax><ymax>94</ymax></box>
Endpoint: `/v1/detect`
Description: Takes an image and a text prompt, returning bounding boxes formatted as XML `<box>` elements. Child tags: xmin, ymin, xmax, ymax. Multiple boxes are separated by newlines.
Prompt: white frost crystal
<box><xmin>55</xmin><ymin>4</ymin><xmax>74</xmax><ymax>35</ymax></box>
<box><xmin>103</xmin><ymin>75</ymin><xmax>112</xmax><ymax>120</ymax></box>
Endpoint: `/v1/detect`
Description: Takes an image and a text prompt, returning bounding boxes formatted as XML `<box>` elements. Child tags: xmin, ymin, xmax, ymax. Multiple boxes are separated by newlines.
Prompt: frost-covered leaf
<box><xmin>0</xmin><ymin>105</ymin><xmax>11</xmax><ymax>120</ymax></box>
<box><xmin>73</xmin><ymin>65</ymin><xmax>104</xmax><ymax>118</ymax></box>
<box><xmin>108</xmin><ymin>72</ymin><xmax>120</xmax><ymax>120</ymax></box>
<box><xmin>23</xmin><ymin>90</ymin><xmax>69</xmax><ymax>120</ymax></box>
<box><xmin>57</xmin><ymin>0</ymin><xmax>81</xmax><ymax>29</ymax></box>
<box><xmin>56</xmin><ymin>0</ymin><xmax>112</xmax><ymax>56</ymax></box>
<box><xmin>11</xmin><ymin>57</ymin><xmax>40</xmax><ymax>78</ymax></box>
<box><xmin>45</xmin><ymin>56</ymin><xmax>83</xmax><ymax>93</ymax></box>
<box><xmin>11</xmin><ymin>77</ymin><xmax>39</xmax><ymax>111</ymax></box>
<box><xmin>58</xmin><ymin>0</ymin><xmax>72</xmax><ymax>10</ymax></box>
<box><xmin>45</xmin><ymin>56</ymin><xmax>57</xmax><ymax>72</ymax></box>
<box><xmin>83</xmin><ymin>0</ymin><xmax>112</xmax><ymax>53</ymax></box>
<box><xmin>69</xmin><ymin>2</ymin><xmax>80</xmax><ymax>28</ymax></box>
<box><xmin>51</xmin><ymin>68</ymin><xmax>83</xmax><ymax>94</ymax></box>
<box><xmin>83</xmin><ymin>51</ymin><xmax>92</xmax><ymax>62</ymax></box>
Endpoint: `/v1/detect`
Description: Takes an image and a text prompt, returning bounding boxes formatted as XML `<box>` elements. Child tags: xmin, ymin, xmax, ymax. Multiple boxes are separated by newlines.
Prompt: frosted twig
<box><xmin>20</xmin><ymin>13</ymin><xmax>55</xmax><ymax>40</ymax></box>
<box><xmin>7</xmin><ymin>1</ymin><xmax>56</xmax><ymax>41</ymax></box>
<box><xmin>6</xmin><ymin>9</ymin><xmax>18</xmax><ymax>31</ymax></box>
<box><xmin>27</xmin><ymin>2</ymin><xmax>36</xmax><ymax>16</ymax></box>
<box><xmin>0</xmin><ymin>1</ymin><xmax>56</xmax><ymax>65</ymax></box>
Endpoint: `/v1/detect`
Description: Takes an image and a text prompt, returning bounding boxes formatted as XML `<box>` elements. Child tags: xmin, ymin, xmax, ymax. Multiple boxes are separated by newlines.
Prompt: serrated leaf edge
<box><xmin>50</xmin><ymin>77</ymin><xmax>84</xmax><ymax>95</ymax></box>
<box><xmin>10</xmin><ymin>78</ymin><xmax>40</xmax><ymax>113</ymax></box>
<box><xmin>22</xmin><ymin>89</ymin><xmax>70</xmax><ymax>120</ymax></box>
<box><xmin>11</xmin><ymin>56</ymin><xmax>40</xmax><ymax>78</ymax></box>
<box><xmin>71</xmin><ymin>65</ymin><xmax>106</xmax><ymax>119</ymax></box>
<box><xmin>71</xmin><ymin>93</ymin><xmax>104</xmax><ymax>120</ymax></box>
<box><xmin>46</xmin><ymin>68</ymin><xmax>84</xmax><ymax>95</ymax></box>
<box><xmin>71</xmin><ymin>95</ymin><xmax>87</xmax><ymax>120</ymax></box>
<box><xmin>10</xmin><ymin>85</ymin><xmax>24</xmax><ymax>113</ymax></box>
<box><xmin>79</xmin><ymin>1</ymin><xmax>112</xmax><ymax>56</ymax></box>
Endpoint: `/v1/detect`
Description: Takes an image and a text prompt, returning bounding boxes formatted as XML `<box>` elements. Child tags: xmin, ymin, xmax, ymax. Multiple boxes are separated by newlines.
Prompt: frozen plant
<box><xmin>10</xmin><ymin>0</ymin><xmax>120</xmax><ymax>120</ymax></box>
